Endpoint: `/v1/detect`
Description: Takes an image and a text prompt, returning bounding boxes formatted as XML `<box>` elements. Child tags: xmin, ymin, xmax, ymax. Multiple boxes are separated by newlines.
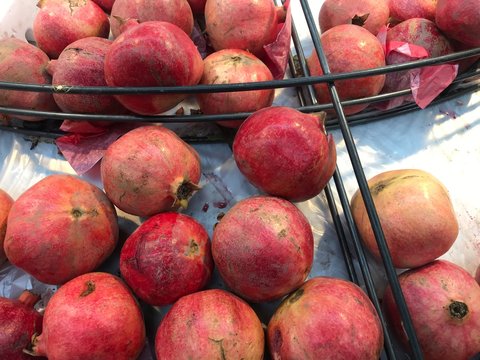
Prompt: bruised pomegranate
<box><xmin>104</xmin><ymin>21</ymin><xmax>204</xmax><ymax>115</ymax></box>
<box><xmin>350</xmin><ymin>169</ymin><xmax>459</xmax><ymax>268</ymax></box>
<box><xmin>212</xmin><ymin>196</ymin><xmax>314</xmax><ymax>302</ymax></box>
<box><xmin>319</xmin><ymin>0</ymin><xmax>390</xmax><ymax>35</ymax></box>
<box><xmin>4</xmin><ymin>174</ymin><xmax>119</xmax><ymax>285</ymax></box>
<box><xmin>384</xmin><ymin>260</ymin><xmax>480</xmax><ymax>360</ymax></box>
<box><xmin>268</xmin><ymin>277</ymin><xmax>384</xmax><ymax>359</ymax></box>
<box><xmin>0</xmin><ymin>291</ymin><xmax>43</xmax><ymax>360</ymax></box>
<box><xmin>0</xmin><ymin>38</ymin><xmax>58</xmax><ymax>121</ymax></box>
<box><xmin>205</xmin><ymin>0</ymin><xmax>286</xmax><ymax>57</ymax></box>
<box><xmin>196</xmin><ymin>49</ymin><xmax>275</xmax><ymax>128</ymax></box>
<box><xmin>31</xmin><ymin>272</ymin><xmax>146</xmax><ymax>360</ymax></box>
<box><xmin>307</xmin><ymin>24</ymin><xmax>386</xmax><ymax>115</ymax></box>
<box><xmin>155</xmin><ymin>289</ymin><xmax>264</xmax><ymax>359</ymax></box>
<box><xmin>110</xmin><ymin>0</ymin><xmax>193</xmax><ymax>38</ymax></box>
<box><xmin>436</xmin><ymin>0</ymin><xmax>480</xmax><ymax>48</ymax></box>
<box><xmin>388</xmin><ymin>0</ymin><xmax>437</xmax><ymax>22</ymax></box>
<box><xmin>101</xmin><ymin>126</ymin><xmax>201</xmax><ymax>217</ymax></box>
<box><xmin>33</xmin><ymin>0</ymin><xmax>110</xmax><ymax>59</ymax></box>
<box><xmin>0</xmin><ymin>188</ymin><xmax>14</xmax><ymax>264</ymax></box>
<box><xmin>120</xmin><ymin>212</ymin><xmax>213</xmax><ymax>306</ymax></box>
<box><xmin>233</xmin><ymin>107</ymin><xmax>336</xmax><ymax>201</ymax></box>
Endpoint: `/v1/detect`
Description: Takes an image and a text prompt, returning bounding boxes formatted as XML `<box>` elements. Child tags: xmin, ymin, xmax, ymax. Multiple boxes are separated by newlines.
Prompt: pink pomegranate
<box><xmin>30</xmin><ymin>272</ymin><xmax>146</xmax><ymax>360</ymax></box>
<box><xmin>196</xmin><ymin>49</ymin><xmax>275</xmax><ymax>128</ymax></box>
<box><xmin>91</xmin><ymin>0</ymin><xmax>114</xmax><ymax>12</ymax></box>
<box><xmin>101</xmin><ymin>126</ymin><xmax>201</xmax><ymax>217</ymax></box>
<box><xmin>0</xmin><ymin>188</ymin><xmax>14</xmax><ymax>264</ymax></box>
<box><xmin>436</xmin><ymin>0</ymin><xmax>480</xmax><ymax>48</ymax></box>
<box><xmin>104</xmin><ymin>21</ymin><xmax>204</xmax><ymax>115</ymax></box>
<box><xmin>0</xmin><ymin>38</ymin><xmax>58</xmax><ymax>121</ymax></box>
<box><xmin>205</xmin><ymin>0</ymin><xmax>286</xmax><ymax>57</ymax></box>
<box><xmin>384</xmin><ymin>260</ymin><xmax>480</xmax><ymax>360</ymax></box>
<box><xmin>319</xmin><ymin>0</ymin><xmax>390</xmax><ymax>35</ymax></box>
<box><xmin>307</xmin><ymin>24</ymin><xmax>386</xmax><ymax>115</ymax></box>
<box><xmin>47</xmin><ymin>37</ymin><xmax>126</xmax><ymax>115</ymax></box>
<box><xmin>350</xmin><ymin>169</ymin><xmax>459</xmax><ymax>268</ymax></box>
<box><xmin>187</xmin><ymin>0</ymin><xmax>207</xmax><ymax>14</ymax></box>
<box><xmin>212</xmin><ymin>196</ymin><xmax>314</xmax><ymax>302</ymax></box>
<box><xmin>110</xmin><ymin>0</ymin><xmax>193</xmax><ymax>38</ymax></box>
<box><xmin>33</xmin><ymin>0</ymin><xmax>110</xmax><ymax>59</ymax></box>
<box><xmin>388</xmin><ymin>0</ymin><xmax>437</xmax><ymax>21</ymax></box>
<box><xmin>268</xmin><ymin>277</ymin><xmax>384</xmax><ymax>359</ymax></box>
<box><xmin>0</xmin><ymin>291</ymin><xmax>43</xmax><ymax>360</ymax></box>
<box><xmin>233</xmin><ymin>107</ymin><xmax>336</xmax><ymax>201</ymax></box>
<box><xmin>155</xmin><ymin>289</ymin><xmax>264</xmax><ymax>359</ymax></box>
<box><xmin>120</xmin><ymin>212</ymin><xmax>213</xmax><ymax>306</ymax></box>
<box><xmin>4</xmin><ymin>174</ymin><xmax>119</xmax><ymax>285</ymax></box>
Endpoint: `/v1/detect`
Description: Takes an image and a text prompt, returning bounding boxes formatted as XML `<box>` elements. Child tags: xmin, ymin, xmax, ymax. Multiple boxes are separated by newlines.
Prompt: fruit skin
<box><xmin>196</xmin><ymin>49</ymin><xmax>275</xmax><ymax>128</ymax></box>
<box><xmin>233</xmin><ymin>106</ymin><xmax>336</xmax><ymax>202</ymax></box>
<box><xmin>319</xmin><ymin>0</ymin><xmax>390</xmax><ymax>35</ymax></box>
<box><xmin>268</xmin><ymin>277</ymin><xmax>384</xmax><ymax>360</ymax></box>
<box><xmin>31</xmin><ymin>272</ymin><xmax>146</xmax><ymax>360</ymax></box>
<box><xmin>110</xmin><ymin>0</ymin><xmax>193</xmax><ymax>38</ymax></box>
<box><xmin>4</xmin><ymin>174</ymin><xmax>119</xmax><ymax>285</ymax></box>
<box><xmin>120</xmin><ymin>212</ymin><xmax>213</xmax><ymax>306</ymax></box>
<box><xmin>0</xmin><ymin>38</ymin><xmax>58</xmax><ymax>121</ymax></box>
<box><xmin>91</xmin><ymin>0</ymin><xmax>114</xmax><ymax>12</ymax></box>
<box><xmin>0</xmin><ymin>189</ymin><xmax>14</xmax><ymax>264</ymax></box>
<box><xmin>436</xmin><ymin>0</ymin><xmax>480</xmax><ymax>48</ymax></box>
<box><xmin>33</xmin><ymin>0</ymin><xmax>110</xmax><ymax>59</ymax></box>
<box><xmin>307</xmin><ymin>24</ymin><xmax>386</xmax><ymax>115</ymax></box>
<box><xmin>155</xmin><ymin>289</ymin><xmax>264</xmax><ymax>360</ymax></box>
<box><xmin>104</xmin><ymin>21</ymin><xmax>204</xmax><ymax>115</ymax></box>
<box><xmin>383</xmin><ymin>260</ymin><xmax>480</xmax><ymax>360</ymax></box>
<box><xmin>350</xmin><ymin>169</ymin><xmax>459</xmax><ymax>269</ymax></box>
<box><xmin>101</xmin><ymin>125</ymin><xmax>201</xmax><ymax>217</ymax></box>
<box><xmin>212</xmin><ymin>196</ymin><xmax>314</xmax><ymax>303</ymax></box>
<box><xmin>388</xmin><ymin>0</ymin><xmax>437</xmax><ymax>22</ymax></box>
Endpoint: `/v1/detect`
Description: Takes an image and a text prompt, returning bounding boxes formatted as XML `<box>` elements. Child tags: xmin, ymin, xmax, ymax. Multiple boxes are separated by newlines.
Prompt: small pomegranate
<box><xmin>0</xmin><ymin>188</ymin><xmax>14</xmax><ymax>264</ymax></box>
<box><xmin>436</xmin><ymin>0</ymin><xmax>480</xmax><ymax>48</ymax></box>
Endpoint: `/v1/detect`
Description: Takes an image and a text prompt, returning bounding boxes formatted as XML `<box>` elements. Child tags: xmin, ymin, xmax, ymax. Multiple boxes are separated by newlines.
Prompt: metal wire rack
<box><xmin>1</xmin><ymin>1</ymin><xmax>480</xmax><ymax>359</ymax></box>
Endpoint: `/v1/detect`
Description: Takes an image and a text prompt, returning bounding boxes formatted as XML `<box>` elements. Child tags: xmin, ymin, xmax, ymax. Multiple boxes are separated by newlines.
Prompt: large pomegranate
<box><xmin>388</xmin><ymin>0</ymin><xmax>437</xmax><ymax>22</ymax></box>
<box><xmin>120</xmin><ymin>212</ymin><xmax>213</xmax><ymax>306</ymax></box>
<box><xmin>212</xmin><ymin>196</ymin><xmax>314</xmax><ymax>302</ymax></box>
<box><xmin>155</xmin><ymin>289</ymin><xmax>264</xmax><ymax>359</ymax></box>
<box><xmin>104</xmin><ymin>21</ymin><xmax>204</xmax><ymax>115</ymax></box>
<box><xmin>233</xmin><ymin>106</ymin><xmax>336</xmax><ymax>201</ymax></box>
<box><xmin>384</xmin><ymin>260</ymin><xmax>480</xmax><ymax>360</ymax></box>
<box><xmin>30</xmin><ymin>272</ymin><xmax>146</xmax><ymax>360</ymax></box>
<box><xmin>307</xmin><ymin>24</ymin><xmax>386</xmax><ymax>115</ymax></box>
<box><xmin>0</xmin><ymin>188</ymin><xmax>14</xmax><ymax>264</ymax></box>
<box><xmin>350</xmin><ymin>169</ymin><xmax>459</xmax><ymax>268</ymax></box>
<box><xmin>268</xmin><ymin>277</ymin><xmax>384</xmax><ymax>359</ymax></box>
<box><xmin>4</xmin><ymin>174</ymin><xmax>119</xmax><ymax>285</ymax></box>
<box><xmin>101</xmin><ymin>126</ymin><xmax>201</xmax><ymax>217</ymax></box>
<box><xmin>436</xmin><ymin>0</ymin><xmax>480</xmax><ymax>48</ymax></box>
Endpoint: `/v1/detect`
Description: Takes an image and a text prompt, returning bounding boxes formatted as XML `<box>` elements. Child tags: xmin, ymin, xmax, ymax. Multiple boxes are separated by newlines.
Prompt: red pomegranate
<box><xmin>388</xmin><ymin>0</ymin><xmax>437</xmax><ymax>22</ymax></box>
<box><xmin>4</xmin><ymin>174</ymin><xmax>119</xmax><ymax>285</ymax></box>
<box><xmin>155</xmin><ymin>289</ymin><xmax>264</xmax><ymax>359</ymax></box>
<box><xmin>384</xmin><ymin>260</ymin><xmax>480</xmax><ymax>360</ymax></box>
<box><xmin>267</xmin><ymin>277</ymin><xmax>384</xmax><ymax>359</ymax></box>
<box><xmin>0</xmin><ymin>188</ymin><xmax>14</xmax><ymax>264</ymax></box>
<box><xmin>436</xmin><ymin>0</ymin><xmax>480</xmax><ymax>48</ymax></box>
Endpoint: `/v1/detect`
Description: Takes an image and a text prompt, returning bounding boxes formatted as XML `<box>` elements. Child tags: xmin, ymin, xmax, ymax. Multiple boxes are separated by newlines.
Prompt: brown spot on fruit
<box><xmin>71</xmin><ymin>208</ymin><xmax>83</xmax><ymax>218</ymax></box>
<box><xmin>80</xmin><ymin>280</ymin><xmax>95</xmax><ymax>297</ymax></box>
<box><xmin>448</xmin><ymin>301</ymin><xmax>468</xmax><ymax>320</ymax></box>
<box><xmin>186</xmin><ymin>239</ymin><xmax>199</xmax><ymax>256</ymax></box>
<box><xmin>288</xmin><ymin>288</ymin><xmax>304</xmax><ymax>304</ymax></box>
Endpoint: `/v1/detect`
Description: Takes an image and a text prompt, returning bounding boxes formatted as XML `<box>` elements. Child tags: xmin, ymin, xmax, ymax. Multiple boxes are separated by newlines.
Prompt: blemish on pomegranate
<box><xmin>288</xmin><ymin>288</ymin><xmax>304</xmax><ymax>304</ymax></box>
<box><xmin>278</xmin><ymin>229</ymin><xmax>287</xmax><ymax>238</ymax></box>
<box><xmin>71</xmin><ymin>208</ymin><xmax>83</xmax><ymax>218</ymax></box>
<box><xmin>186</xmin><ymin>239</ymin><xmax>199</xmax><ymax>256</ymax></box>
<box><xmin>272</xmin><ymin>328</ymin><xmax>283</xmax><ymax>352</ymax></box>
<box><xmin>80</xmin><ymin>280</ymin><xmax>96</xmax><ymax>297</ymax></box>
<box><xmin>448</xmin><ymin>300</ymin><xmax>468</xmax><ymax>320</ymax></box>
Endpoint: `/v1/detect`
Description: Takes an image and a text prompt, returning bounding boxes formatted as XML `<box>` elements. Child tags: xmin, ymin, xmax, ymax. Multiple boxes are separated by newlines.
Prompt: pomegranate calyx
<box><xmin>449</xmin><ymin>300</ymin><xmax>469</xmax><ymax>320</ymax></box>
<box><xmin>351</xmin><ymin>13</ymin><xmax>370</xmax><ymax>27</ymax></box>
<box><xmin>24</xmin><ymin>333</ymin><xmax>41</xmax><ymax>357</ymax></box>
<box><xmin>18</xmin><ymin>290</ymin><xmax>40</xmax><ymax>308</ymax></box>
<box><xmin>174</xmin><ymin>180</ymin><xmax>201</xmax><ymax>209</ymax></box>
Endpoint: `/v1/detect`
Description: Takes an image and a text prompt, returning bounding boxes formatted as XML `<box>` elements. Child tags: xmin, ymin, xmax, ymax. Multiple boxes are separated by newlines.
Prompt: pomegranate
<box><xmin>187</xmin><ymin>0</ymin><xmax>206</xmax><ymax>14</ymax></box>
<box><xmin>384</xmin><ymin>260</ymin><xmax>480</xmax><ymax>360</ymax></box>
<box><xmin>436</xmin><ymin>0</ymin><xmax>480</xmax><ymax>48</ymax></box>
<box><xmin>120</xmin><ymin>212</ymin><xmax>213</xmax><ymax>306</ymax></box>
<box><xmin>350</xmin><ymin>169</ymin><xmax>459</xmax><ymax>269</ymax></box>
<box><xmin>110</xmin><ymin>0</ymin><xmax>194</xmax><ymax>38</ymax></box>
<box><xmin>319</xmin><ymin>0</ymin><xmax>390</xmax><ymax>35</ymax></box>
<box><xmin>33</xmin><ymin>0</ymin><xmax>110</xmax><ymax>59</ymax></box>
<box><xmin>47</xmin><ymin>37</ymin><xmax>126</xmax><ymax>115</ymax></box>
<box><xmin>267</xmin><ymin>277</ymin><xmax>384</xmax><ymax>359</ymax></box>
<box><xmin>0</xmin><ymin>188</ymin><xmax>14</xmax><ymax>264</ymax></box>
<box><xmin>101</xmin><ymin>125</ymin><xmax>201</xmax><ymax>217</ymax></box>
<box><xmin>196</xmin><ymin>49</ymin><xmax>275</xmax><ymax>128</ymax></box>
<box><xmin>0</xmin><ymin>291</ymin><xmax>43</xmax><ymax>360</ymax></box>
<box><xmin>233</xmin><ymin>107</ymin><xmax>336</xmax><ymax>201</ymax></box>
<box><xmin>30</xmin><ymin>272</ymin><xmax>146</xmax><ymax>360</ymax></box>
<box><xmin>104</xmin><ymin>21</ymin><xmax>204</xmax><ymax>115</ymax></box>
<box><xmin>155</xmin><ymin>289</ymin><xmax>264</xmax><ymax>359</ymax></box>
<box><xmin>205</xmin><ymin>0</ymin><xmax>286</xmax><ymax>57</ymax></box>
<box><xmin>307</xmin><ymin>24</ymin><xmax>386</xmax><ymax>115</ymax></box>
<box><xmin>0</xmin><ymin>38</ymin><xmax>58</xmax><ymax>121</ymax></box>
<box><xmin>4</xmin><ymin>174</ymin><xmax>119</xmax><ymax>285</ymax></box>
<box><xmin>91</xmin><ymin>0</ymin><xmax>114</xmax><ymax>12</ymax></box>
<box><xmin>388</xmin><ymin>0</ymin><xmax>437</xmax><ymax>22</ymax></box>
<box><xmin>212</xmin><ymin>196</ymin><xmax>314</xmax><ymax>302</ymax></box>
